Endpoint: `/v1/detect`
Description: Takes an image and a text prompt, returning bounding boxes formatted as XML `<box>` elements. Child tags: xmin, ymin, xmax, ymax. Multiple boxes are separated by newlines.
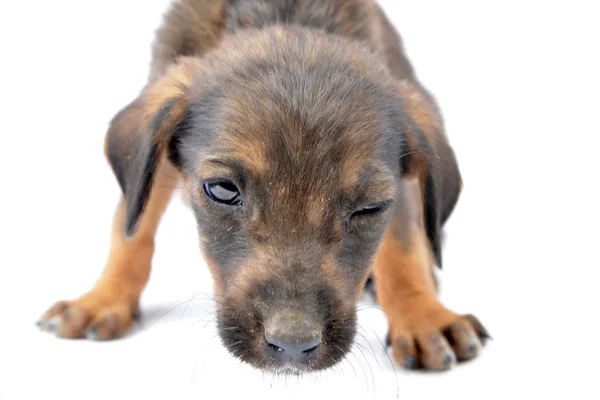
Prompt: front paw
<box><xmin>37</xmin><ymin>296</ymin><xmax>138</xmax><ymax>340</ymax></box>
<box><xmin>388</xmin><ymin>314</ymin><xmax>490</xmax><ymax>371</ymax></box>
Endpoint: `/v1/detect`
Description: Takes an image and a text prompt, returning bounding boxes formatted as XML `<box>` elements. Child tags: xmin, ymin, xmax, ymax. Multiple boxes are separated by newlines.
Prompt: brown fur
<box><xmin>38</xmin><ymin>0</ymin><xmax>488</xmax><ymax>372</ymax></box>
<box><xmin>372</xmin><ymin>179</ymin><xmax>487</xmax><ymax>369</ymax></box>
<box><xmin>39</xmin><ymin>158</ymin><xmax>179</xmax><ymax>339</ymax></box>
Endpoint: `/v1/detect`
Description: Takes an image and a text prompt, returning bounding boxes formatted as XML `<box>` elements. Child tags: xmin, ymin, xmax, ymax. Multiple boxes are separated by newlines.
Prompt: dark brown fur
<box><xmin>38</xmin><ymin>0</ymin><xmax>488</xmax><ymax>373</ymax></box>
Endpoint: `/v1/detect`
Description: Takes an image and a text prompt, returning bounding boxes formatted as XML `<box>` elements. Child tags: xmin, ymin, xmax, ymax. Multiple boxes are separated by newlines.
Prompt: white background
<box><xmin>1</xmin><ymin>1</ymin><xmax>599</xmax><ymax>399</ymax></box>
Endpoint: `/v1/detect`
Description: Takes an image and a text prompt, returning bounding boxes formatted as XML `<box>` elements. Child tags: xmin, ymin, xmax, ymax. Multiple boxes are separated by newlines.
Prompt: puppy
<box><xmin>38</xmin><ymin>0</ymin><xmax>488</xmax><ymax>372</ymax></box>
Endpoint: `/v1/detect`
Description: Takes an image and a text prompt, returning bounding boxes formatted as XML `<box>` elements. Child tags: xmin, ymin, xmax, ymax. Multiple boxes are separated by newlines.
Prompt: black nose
<box><xmin>264</xmin><ymin>309</ymin><xmax>322</xmax><ymax>364</ymax></box>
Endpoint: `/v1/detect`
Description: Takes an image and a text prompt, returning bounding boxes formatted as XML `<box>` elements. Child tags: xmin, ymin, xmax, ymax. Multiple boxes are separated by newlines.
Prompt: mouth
<box><xmin>268</xmin><ymin>363</ymin><xmax>311</xmax><ymax>376</ymax></box>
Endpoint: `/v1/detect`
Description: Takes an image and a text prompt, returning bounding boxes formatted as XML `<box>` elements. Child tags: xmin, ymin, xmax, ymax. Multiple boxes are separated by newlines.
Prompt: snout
<box><xmin>264</xmin><ymin>309</ymin><xmax>322</xmax><ymax>364</ymax></box>
<box><xmin>216</xmin><ymin>276</ymin><xmax>357</xmax><ymax>372</ymax></box>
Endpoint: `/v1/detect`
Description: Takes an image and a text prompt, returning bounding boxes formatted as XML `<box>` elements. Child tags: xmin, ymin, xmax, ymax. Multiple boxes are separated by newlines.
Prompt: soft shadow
<box><xmin>130</xmin><ymin>293</ymin><xmax>218</xmax><ymax>336</ymax></box>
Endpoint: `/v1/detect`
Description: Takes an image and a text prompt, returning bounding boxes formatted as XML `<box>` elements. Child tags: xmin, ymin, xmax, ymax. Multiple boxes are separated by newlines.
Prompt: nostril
<box><xmin>267</xmin><ymin>343</ymin><xmax>284</xmax><ymax>352</ymax></box>
<box><xmin>302</xmin><ymin>343</ymin><xmax>320</xmax><ymax>354</ymax></box>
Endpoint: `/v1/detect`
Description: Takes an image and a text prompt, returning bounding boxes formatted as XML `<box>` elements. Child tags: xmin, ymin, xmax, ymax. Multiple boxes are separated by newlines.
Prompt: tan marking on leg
<box><xmin>39</xmin><ymin>159</ymin><xmax>180</xmax><ymax>339</ymax></box>
<box><xmin>372</xmin><ymin>179</ymin><xmax>487</xmax><ymax>369</ymax></box>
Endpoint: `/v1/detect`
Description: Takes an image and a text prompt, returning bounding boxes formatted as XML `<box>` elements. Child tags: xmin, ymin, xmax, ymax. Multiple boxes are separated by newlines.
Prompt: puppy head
<box><xmin>106</xmin><ymin>27</ymin><xmax>459</xmax><ymax>373</ymax></box>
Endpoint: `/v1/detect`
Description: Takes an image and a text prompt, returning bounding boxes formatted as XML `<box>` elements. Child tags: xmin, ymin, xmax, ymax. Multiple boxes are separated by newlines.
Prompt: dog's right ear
<box><xmin>104</xmin><ymin>59</ymin><xmax>199</xmax><ymax>238</ymax></box>
<box><xmin>395</xmin><ymin>81</ymin><xmax>463</xmax><ymax>269</ymax></box>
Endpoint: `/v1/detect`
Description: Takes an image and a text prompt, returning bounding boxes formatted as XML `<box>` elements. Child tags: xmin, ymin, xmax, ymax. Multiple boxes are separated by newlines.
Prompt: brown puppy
<box><xmin>38</xmin><ymin>0</ymin><xmax>488</xmax><ymax>373</ymax></box>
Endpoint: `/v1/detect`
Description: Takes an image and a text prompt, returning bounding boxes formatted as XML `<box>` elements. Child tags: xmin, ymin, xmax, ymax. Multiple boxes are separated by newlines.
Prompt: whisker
<box><xmin>190</xmin><ymin>358</ymin><xmax>199</xmax><ymax>383</ymax></box>
<box><xmin>344</xmin><ymin>345</ymin><xmax>370</xmax><ymax>393</ymax></box>
<box><xmin>354</xmin><ymin>339</ymin><xmax>378</xmax><ymax>364</ymax></box>
<box><xmin>356</xmin><ymin>329</ymin><xmax>380</xmax><ymax>362</ymax></box>
<box><xmin>180</xmin><ymin>291</ymin><xmax>202</xmax><ymax>322</ymax></box>
<box><xmin>220</xmin><ymin>326</ymin><xmax>240</xmax><ymax>331</ymax></box>
<box><xmin>143</xmin><ymin>297</ymin><xmax>195</xmax><ymax>331</ymax></box>
<box><xmin>352</xmin><ymin>339</ymin><xmax>376</xmax><ymax>391</ymax></box>
<box><xmin>367</xmin><ymin>326</ymin><xmax>400</xmax><ymax>400</ymax></box>
<box><xmin>203</xmin><ymin>316</ymin><xmax>218</xmax><ymax>328</ymax></box>
<box><xmin>398</xmin><ymin>149</ymin><xmax>423</xmax><ymax>160</ymax></box>
<box><xmin>356</xmin><ymin>304</ymin><xmax>384</xmax><ymax>312</ymax></box>
<box><xmin>345</xmin><ymin>349</ymin><xmax>360</xmax><ymax>380</ymax></box>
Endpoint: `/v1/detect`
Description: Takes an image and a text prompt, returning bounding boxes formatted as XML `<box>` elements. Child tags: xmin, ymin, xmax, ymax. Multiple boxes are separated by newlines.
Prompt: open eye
<box><xmin>203</xmin><ymin>180</ymin><xmax>242</xmax><ymax>205</ymax></box>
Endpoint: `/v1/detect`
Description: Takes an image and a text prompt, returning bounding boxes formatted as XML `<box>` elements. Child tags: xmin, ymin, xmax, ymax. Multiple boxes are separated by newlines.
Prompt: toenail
<box><xmin>443</xmin><ymin>354</ymin><xmax>454</xmax><ymax>366</ymax></box>
<box><xmin>86</xmin><ymin>326</ymin><xmax>99</xmax><ymax>340</ymax></box>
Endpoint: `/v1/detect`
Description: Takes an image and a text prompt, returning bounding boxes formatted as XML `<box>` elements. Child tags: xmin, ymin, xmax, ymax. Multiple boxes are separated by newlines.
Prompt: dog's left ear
<box><xmin>104</xmin><ymin>58</ymin><xmax>199</xmax><ymax>237</ymax></box>
<box><xmin>396</xmin><ymin>81</ymin><xmax>463</xmax><ymax>268</ymax></box>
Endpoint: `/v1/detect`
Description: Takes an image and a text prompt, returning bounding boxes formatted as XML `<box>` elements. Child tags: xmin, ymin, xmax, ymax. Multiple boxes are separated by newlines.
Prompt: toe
<box><xmin>464</xmin><ymin>314</ymin><xmax>491</xmax><ymax>344</ymax></box>
<box><xmin>87</xmin><ymin>313</ymin><xmax>119</xmax><ymax>340</ymax></box>
<box><xmin>37</xmin><ymin>301</ymin><xmax>69</xmax><ymax>330</ymax></box>
<box><xmin>87</xmin><ymin>306</ymin><xmax>134</xmax><ymax>340</ymax></box>
<box><xmin>56</xmin><ymin>306</ymin><xmax>89</xmax><ymax>338</ymax></box>
<box><xmin>445</xmin><ymin>318</ymin><xmax>481</xmax><ymax>361</ymax></box>
<box><xmin>45</xmin><ymin>316</ymin><xmax>61</xmax><ymax>333</ymax></box>
<box><xmin>391</xmin><ymin>334</ymin><xmax>418</xmax><ymax>370</ymax></box>
<box><xmin>417</xmin><ymin>331</ymin><xmax>456</xmax><ymax>370</ymax></box>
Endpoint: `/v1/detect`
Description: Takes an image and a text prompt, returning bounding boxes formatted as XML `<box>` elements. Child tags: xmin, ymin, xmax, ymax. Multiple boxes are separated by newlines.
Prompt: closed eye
<box><xmin>349</xmin><ymin>201</ymin><xmax>393</xmax><ymax>219</ymax></box>
<box><xmin>351</xmin><ymin>205</ymin><xmax>383</xmax><ymax>217</ymax></box>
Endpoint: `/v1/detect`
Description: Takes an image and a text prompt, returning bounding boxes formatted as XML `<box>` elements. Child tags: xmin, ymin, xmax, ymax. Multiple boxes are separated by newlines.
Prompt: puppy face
<box><xmin>173</xmin><ymin>29</ymin><xmax>401</xmax><ymax>373</ymax></box>
<box><xmin>107</xmin><ymin>27</ymin><xmax>447</xmax><ymax>373</ymax></box>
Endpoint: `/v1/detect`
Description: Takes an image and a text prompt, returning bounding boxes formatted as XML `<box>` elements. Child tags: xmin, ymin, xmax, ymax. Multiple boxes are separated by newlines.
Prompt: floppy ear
<box><xmin>104</xmin><ymin>59</ymin><xmax>198</xmax><ymax>237</ymax></box>
<box><xmin>396</xmin><ymin>81</ymin><xmax>462</xmax><ymax>268</ymax></box>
